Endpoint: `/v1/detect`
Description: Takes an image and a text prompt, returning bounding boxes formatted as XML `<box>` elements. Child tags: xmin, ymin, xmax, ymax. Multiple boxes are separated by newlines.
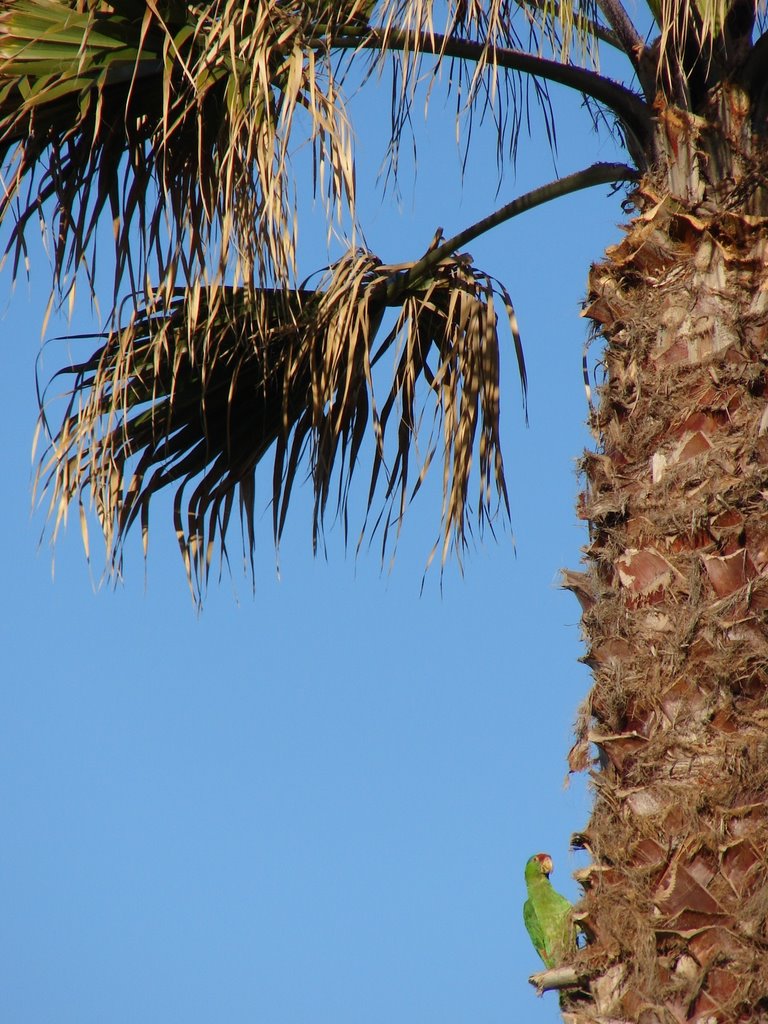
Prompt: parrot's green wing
<box><xmin>538</xmin><ymin>887</ymin><xmax>572</xmax><ymax>966</ymax></box>
<box><xmin>523</xmin><ymin>897</ymin><xmax>547</xmax><ymax>965</ymax></box>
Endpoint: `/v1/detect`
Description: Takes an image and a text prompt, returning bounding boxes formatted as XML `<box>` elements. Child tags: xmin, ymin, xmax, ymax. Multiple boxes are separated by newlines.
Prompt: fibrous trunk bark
<box><xmin>561</xmin><ymin>85</ymin><xmax>768</xmax><ymax>1023</ymax></box>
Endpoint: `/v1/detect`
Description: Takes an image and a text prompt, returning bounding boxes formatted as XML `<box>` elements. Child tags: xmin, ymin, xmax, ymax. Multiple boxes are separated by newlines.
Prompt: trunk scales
<box><xmin>560</xmin><ymin>85</ymin><xmax>768</xmax><ymax>1023</ymax></box>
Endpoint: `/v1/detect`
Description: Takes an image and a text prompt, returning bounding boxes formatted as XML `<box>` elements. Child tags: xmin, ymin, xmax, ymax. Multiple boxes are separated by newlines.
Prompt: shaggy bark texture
<box><xmin>561</xmin><ymin>91</ymin><xmax>768</xmax><ymax>1024</ymax></box>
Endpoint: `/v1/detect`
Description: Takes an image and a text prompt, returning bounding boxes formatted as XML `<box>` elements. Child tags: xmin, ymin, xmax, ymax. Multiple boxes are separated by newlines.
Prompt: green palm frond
<box><xmin>37</xmin><ymin>244</ymin><xmax>521</xmax><ymax>600</ymax></box>
<box><xmin>0</xmin><ymin>0</ymin><xmax>358</xmax><ymax>303</ymax></box>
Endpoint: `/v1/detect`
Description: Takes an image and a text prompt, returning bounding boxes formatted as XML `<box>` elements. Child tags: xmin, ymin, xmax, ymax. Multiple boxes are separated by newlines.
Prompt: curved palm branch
<box><xmin>37</xmin><ymin>243</ymin><xmax>521</xmax><ymax>599</ymax></box>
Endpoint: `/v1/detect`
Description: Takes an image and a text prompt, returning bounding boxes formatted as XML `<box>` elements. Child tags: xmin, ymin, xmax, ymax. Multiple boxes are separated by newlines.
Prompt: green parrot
<box><xmin>523</xmin><ymin>853</ymin><xmax>573</xmax><ymax>968</ymax></box>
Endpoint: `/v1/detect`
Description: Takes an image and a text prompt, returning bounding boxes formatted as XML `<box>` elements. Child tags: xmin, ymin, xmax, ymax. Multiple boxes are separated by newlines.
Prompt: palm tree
<box><xmin>2</xmin><ymin>1</ymin><xmax>768</xmax><ymax>1020</ymax></box>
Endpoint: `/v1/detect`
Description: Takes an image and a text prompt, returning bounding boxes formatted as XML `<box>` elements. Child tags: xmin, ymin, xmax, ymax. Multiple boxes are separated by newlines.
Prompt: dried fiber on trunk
<box><xmin>563</xmin><ymin>98</ymin><xmax>768</xmax><ymax>1023</ymax></box>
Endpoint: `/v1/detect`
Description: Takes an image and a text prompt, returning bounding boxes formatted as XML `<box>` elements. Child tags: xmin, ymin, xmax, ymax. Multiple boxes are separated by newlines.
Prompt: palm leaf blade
<box><xmin>37</xmin><ymin>247</ymin><xmax>521</xmax><ymax>599</ymax></box>
<box><xmin>0</xmin><ymin>0</ymin><xmax>359</xmax><ymax>316</ymax></box>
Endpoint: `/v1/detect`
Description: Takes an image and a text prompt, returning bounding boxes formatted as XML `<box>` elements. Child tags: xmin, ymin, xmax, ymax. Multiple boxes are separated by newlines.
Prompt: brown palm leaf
<box><xmin>0</xmin><ymin>0</ymin><xmax>358</xmax><ymax>305</ymax></box>
<box><xmin>36</xmin><ymin>243</ymin><xmax>523</xmax><ymax>600</ymax></box>
<box><xmin>0</xmin><ymin>0</ymin><xmax>623</xmax><ymax>317</ymax></box>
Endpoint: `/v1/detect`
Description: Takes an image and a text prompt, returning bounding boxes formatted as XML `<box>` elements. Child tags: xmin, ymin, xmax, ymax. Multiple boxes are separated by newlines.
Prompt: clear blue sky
<box><xmin>1</xmin><ymin>38</ymin><xmax>629</xmax><ymax>1024</ymax></box>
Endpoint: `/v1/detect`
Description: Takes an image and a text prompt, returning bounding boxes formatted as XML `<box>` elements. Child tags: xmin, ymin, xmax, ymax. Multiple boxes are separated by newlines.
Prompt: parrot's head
<box><xmin>526</xmin><ymin>852</ymin><xmax>554</xmax><ymax>878</ymax></box>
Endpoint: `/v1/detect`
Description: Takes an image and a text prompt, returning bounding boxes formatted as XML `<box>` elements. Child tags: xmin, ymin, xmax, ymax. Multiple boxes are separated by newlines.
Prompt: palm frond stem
<box><xmin>594</xmin><ymin>0</ymin><xmax>647</xmax><ymax>84</ymax></box>
<box><xmin>384</xmin><ymin>161</ymin><xmax>639</xmax><ymax>305</ymax></box>
<box><xmin>332</xmin><ymin>26</ymin><xmax>652</xmax><ymax>163</ymax></box>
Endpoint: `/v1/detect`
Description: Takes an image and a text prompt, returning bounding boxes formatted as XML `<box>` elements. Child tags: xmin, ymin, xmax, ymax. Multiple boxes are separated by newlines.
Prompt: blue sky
<box><xmin>1</xmin><ymin>30</ymin><xmax>631</xmax><ymax>1024</ymax></box>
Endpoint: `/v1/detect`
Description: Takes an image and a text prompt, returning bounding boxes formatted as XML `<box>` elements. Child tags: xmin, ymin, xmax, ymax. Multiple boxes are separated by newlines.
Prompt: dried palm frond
<box><xmin>0</xmin><ymin>0</ymin><xmax>358</xmax><ymax>305</ymax></box>
<box><xmin>645</xmin><ymin>0</ymin><xmax>767</xmax><ymax>99</ymax></box>
<box><xmin>0</xmin><ymin>0</ymin><xmax>645</xmax><ymax>315</ymax></box>
<box><xmin>37</xmin><ymin>244</ymin><xmax>523</xmax><ymax>600</ymax></box>
<box><xmin>514</xmin><ymin>0</ymin><xmax>610</xmax><ymax>65</ymax></box>
<box><xmin>350</xmin><ymin>2</ymin><xmax>650</xmax><ymax>180</ymax></box>
<box><xmin>366</xmin><ymin>0</ymin><xmax>560</xmax><ymax>177</ymax></box>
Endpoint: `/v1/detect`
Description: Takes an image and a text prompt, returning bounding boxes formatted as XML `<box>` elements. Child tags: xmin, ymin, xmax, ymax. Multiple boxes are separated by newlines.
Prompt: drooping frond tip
<box><xmin>35</xmin><ymin>245</ymin><xmax>524</xmax><ymax>600</ymax></box>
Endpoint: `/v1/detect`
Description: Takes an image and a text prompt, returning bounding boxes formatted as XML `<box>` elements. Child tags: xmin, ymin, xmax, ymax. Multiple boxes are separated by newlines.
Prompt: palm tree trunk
<box><xmin>562</xmin><ymin>84</ymin><xmax>768</xmax><ymax>1023</ymax></box>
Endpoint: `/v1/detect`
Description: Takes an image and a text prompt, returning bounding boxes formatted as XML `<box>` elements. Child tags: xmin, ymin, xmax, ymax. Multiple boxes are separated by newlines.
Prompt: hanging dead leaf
<box><xmin>36</xmin><ymin>245</ymin><xmax>522</xmax><ymax>599</ymax></box>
